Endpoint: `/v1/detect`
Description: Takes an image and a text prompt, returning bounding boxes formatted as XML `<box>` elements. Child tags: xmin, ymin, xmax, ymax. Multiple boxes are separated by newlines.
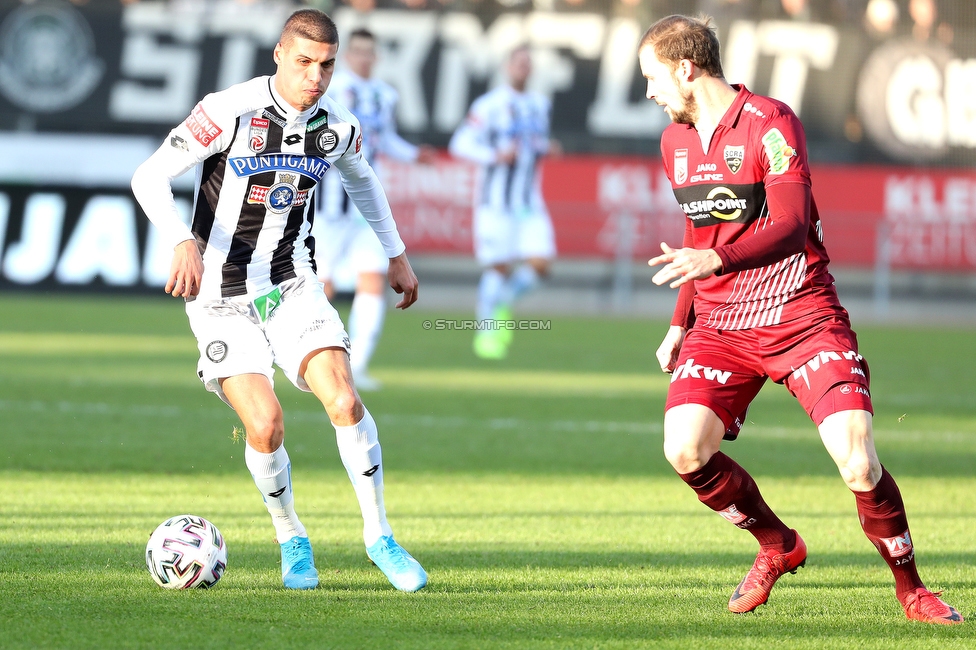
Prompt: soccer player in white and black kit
<box><xmin>312</xmin><ymin>27</ymin><xmax>435</xmax><ymax>391</ymax></box>
<box><xmin>449</xmin><ymin>45</ymin><xmax>559</xmax><ymax>360</ymax></box>
<box><xmin>131</xmin><ymin>9</ymin><xmax>427</xmax><ymax>593</ymax></box>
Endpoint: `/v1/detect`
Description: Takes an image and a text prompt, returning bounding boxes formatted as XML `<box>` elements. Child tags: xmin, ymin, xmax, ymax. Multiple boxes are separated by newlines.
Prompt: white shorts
<box><xmin>185</xmin><ymin>275</ymin><xmax>350</xmax><ymax>406</ymax></box>
<box><xmin>312</xmin><ymin>213</ymin><xmax>389</xmax><ymax>292</ymax></box>
<box><xmin>474</xmin><ymin>205</ymin><xmax>556</xmax><ymax>266</ymax></box>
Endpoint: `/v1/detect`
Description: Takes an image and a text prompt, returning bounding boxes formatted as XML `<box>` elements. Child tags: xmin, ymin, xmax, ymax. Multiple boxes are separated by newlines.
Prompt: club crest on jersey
<box><xmin>724</xmin><ymin>145</ymin><xmax>744</xmax><ymax>174</ymax></box>
<box><xmin>246</xmin><ymin>172</ymin><xmax>309</xmax><ymax>214</ymax></box>
<box><xmin>316</xmin><ymin>128</ymin><xmax>339</xmax><ymax>154</ymax></box>
<box><xmin>762</xmin><ymin>128</ymin><xmax>795</xmax><ymax>175</ymax></box>
<box><xmin>206</xmin><ymin>340</ymin><xmax>227</xmax><ymax>363</ymax></box>
<box><xmin>674</xmin><ymin>149</ymin><xmax>688</xmax><ymax>185</ymax></box>
<box><xmin>248</xmin><ymin>117</ymin><xmax>269</xmax><ymax>153</ymax></box>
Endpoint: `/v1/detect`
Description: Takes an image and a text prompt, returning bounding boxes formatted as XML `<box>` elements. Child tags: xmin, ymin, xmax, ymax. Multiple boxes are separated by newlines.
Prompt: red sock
<box><xmin>852</xmin><ymin>466</ymin><xmax>924</xmax><ymax>602</ymax></box>
<box><xmin>679</xmin><ymin>452</ymin><xmax>795</xmax><ymax>553</ymax></box>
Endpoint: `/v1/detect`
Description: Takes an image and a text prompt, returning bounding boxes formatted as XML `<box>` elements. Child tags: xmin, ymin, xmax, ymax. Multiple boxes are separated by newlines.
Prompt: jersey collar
<box><xmin>720</xmin><ymin>84</ymin><xmax>753</xmax><ymax>131</ymax></box>
<box><xmin>268</xmin><ymin>75</ymin><xmax>321</xmax><ymax>123</ymax></box>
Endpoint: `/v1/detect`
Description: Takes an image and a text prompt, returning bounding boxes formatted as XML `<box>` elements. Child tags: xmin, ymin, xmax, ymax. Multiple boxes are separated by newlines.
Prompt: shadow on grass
<box><xmin>0</xmin><ymin>542</ymin><xmax>972</xmax><ymax>649</ymax></box>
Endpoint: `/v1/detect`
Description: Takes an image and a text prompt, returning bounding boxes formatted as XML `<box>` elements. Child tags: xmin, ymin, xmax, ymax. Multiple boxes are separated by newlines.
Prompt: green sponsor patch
<box><xmin>761</xmin><ymin>127</ymin><xmax>795</xmax><ymax>175</ymax></box>
<box><xmin>306</xmin><ymin>114</ymin><xmax>330</xmax><ymax>132</ymax></box>
<box><xmin>253</xmin><ymin>286</ymin><xmax>282</xmax><ymax>322</ymax></box>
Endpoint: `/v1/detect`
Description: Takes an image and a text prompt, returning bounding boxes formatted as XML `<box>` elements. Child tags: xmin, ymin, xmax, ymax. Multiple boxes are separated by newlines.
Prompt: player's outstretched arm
<box><xmin>388</xmin><ymin>252</ymin><xmax>418</xmax><ymax>309</ymax></box>
<box><xmin>648</xmin><ymin>242</ymin><xmax>723</xmax><ymax>288</ymax></box>
<box><xmin>656</xmin><ymin>325</ymin><xmax>687</xmax><ymax>373</ymax></box>
<box><xmin>167</xmin><ymin>239</ymin><xmax>204</xmax><ymax>299</ymax></box>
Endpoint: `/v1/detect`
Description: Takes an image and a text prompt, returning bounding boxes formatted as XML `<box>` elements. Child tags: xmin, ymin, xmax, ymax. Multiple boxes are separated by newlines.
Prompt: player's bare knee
<box><xmin>839</xmin><ymin>455</ymin><xmax>881</xmax><ymax>490</ymax></box>
<box><xmin>244</xmin><ymin>411</ymin><xmax>285</xmax><ymax>451</ymax></box>
<box><xmin>325</xmin><ymin>389</ymin><xmax>364</xmax><ymax>426</ymax></box>
<box><xmin>663</xmin><ymin>436</ymin><xmax>706</xmax><ymax>473</ymax></box>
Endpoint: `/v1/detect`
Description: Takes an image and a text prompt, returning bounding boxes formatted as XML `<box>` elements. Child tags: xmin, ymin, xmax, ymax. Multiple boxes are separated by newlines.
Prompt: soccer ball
<box><xmin>145</xmin><ymin>514</ymin><xmax>227</xmax><ymax>589</ymax></box>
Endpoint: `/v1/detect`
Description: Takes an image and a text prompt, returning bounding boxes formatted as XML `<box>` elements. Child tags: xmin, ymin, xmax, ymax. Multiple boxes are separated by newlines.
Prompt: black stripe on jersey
<box><xmin>482</xmin><ymin>128</ymin><xmax>498</xmax><ymax>207</ymax></box>
<box><xmin>220</xmin><ymin>171</ymin><xmax>278</xmax><ymax>296</ymax></box>
<box><xmin>502</xmin><ymin>161</ymin><xmax>517</xmax><ymax>211</ymax></box>
<box><xmin>523</xmin><ymin>152</ymin><xmax>539</xmax><ymax>206</ymax></box>
<box><xmin>262</xmin><ymin>106</ymin><xmax>286</xmax><ymax>152</ymax></box>
<box><xmin>342</xmin><ymin>125</ymin><xmax>356</xmax><ymax>156</ymax></box>
<box><xmin>303</xmin><ymin>109</ymin><xmax>329</xmax><ymax>156</ymax></box>
<box><xmin>269</xmin><ymin>175</ymin><xmax>316</xmax><ymax>286</ymax></box>
<box><xmin>306</xmin><ymin>199</ymin><xmax>317</xmax><ymax>276</ymax></box>
<box><xmin>218</xmin><ymin>109</ymin><xmax>288</xmax><ymax>296</ymax></box>
<box><xmin>192</xmin><ymin>116</ymin><xmax>240</xmax><ymax>256</ymax></box>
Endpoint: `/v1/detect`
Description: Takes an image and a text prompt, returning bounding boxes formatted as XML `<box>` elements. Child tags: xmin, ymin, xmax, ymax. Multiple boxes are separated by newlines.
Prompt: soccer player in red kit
<box><xmin>641</xmin><ymin>14</ymin><xmax>962</xmax><ymax>624</ymax></box>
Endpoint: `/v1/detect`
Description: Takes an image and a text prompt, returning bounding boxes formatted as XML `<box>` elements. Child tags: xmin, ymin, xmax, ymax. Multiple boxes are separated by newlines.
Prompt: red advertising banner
<box><xmin>385</xmin><ymin>155</ymin><xmax>976</xmax><ymax>272</ymax></box>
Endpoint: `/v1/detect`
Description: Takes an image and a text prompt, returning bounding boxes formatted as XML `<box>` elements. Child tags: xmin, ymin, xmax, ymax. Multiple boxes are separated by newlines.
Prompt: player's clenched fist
<box><xmin>167</xmin><ymin>239</ymin><xmax>204</xmax><ymax>298</ymax></box>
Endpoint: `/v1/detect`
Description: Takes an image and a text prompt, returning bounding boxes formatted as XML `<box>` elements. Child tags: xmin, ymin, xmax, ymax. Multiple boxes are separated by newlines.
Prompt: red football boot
<box><xmin>728</xmin><ymin>531</ymin><xmax>807</xmax><ymax>613</ymax></box>
<box><xmin>902</xmin><ymin>588</ymin><xmax>964</xmax><ymax>625</ymax></box>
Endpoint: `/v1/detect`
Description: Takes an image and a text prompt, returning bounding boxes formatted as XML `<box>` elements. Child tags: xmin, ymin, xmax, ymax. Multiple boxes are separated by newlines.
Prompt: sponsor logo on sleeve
<box><xmin>355</xmin><ymin>132</ymin><xmax>363</xmax><ymax>154</ymax></box>
<box><xmin>724</xmin><ymin>145</ymin><xmax>744</xmax><ymax>174</ymax></box>
<box><xmin>248</xmin><ymin>117</ymin><xmax>269</xmax><ymax>153</ymax></box>
<box><xmin>761</xmin><ymin>128</ymin><xmax>795</xmax><ymax>175</ymax></box>
<box><xmin>185</xmin><ymin>103</ymin><xmax>222</xmax><ymax>146</ymax></box>
<box><xmin>673</xmin><ymin>148</ymin><xmax>688</xmax><ymax>185</ymax></box>
<box><xmin>170</xmin><ymin>135</ymin><xmax>189</xmax><ymax>152</ymax></box>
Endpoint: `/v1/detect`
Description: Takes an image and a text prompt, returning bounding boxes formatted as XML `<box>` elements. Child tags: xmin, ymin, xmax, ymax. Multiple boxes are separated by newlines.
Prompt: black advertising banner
<box><xmin>0</xmin><ymin>183</ymin><xmax>193</xmax><ymax>292</ymax></box>
<box><xmin>0</xmin><ymin>0</ymin><xmax>974</xmax><ymax>166</ymax></box>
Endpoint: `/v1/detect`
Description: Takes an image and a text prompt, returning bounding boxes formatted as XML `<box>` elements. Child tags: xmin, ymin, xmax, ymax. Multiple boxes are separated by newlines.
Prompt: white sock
<box><xmin>477</xmin><ymin>268</ymin><xmax>507</xmax><ymax>321</ymax></box>
<box><xmin>333</xmin><ymin>407</ymin><xmax>393</xmax><ymax>547</ymax></box>
<box><xmin>499</xmin><ymin>264</ymin><xmax>540</xmax><ymax>307</ymax></box>
<box><xmin>348</xmin><ymin>291</ymin><xmax>385</xmax><ymax>375</ymax></box>
<box><xmin>244</xmin><ymin>442</ymin><xmax>307</xmax><ymax>544</ymax></box>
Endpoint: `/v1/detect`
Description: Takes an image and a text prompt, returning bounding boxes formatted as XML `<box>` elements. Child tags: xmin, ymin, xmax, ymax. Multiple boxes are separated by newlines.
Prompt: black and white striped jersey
<box><xmin>448</xmin><ymin>84</ymin><xmax>552</xmax><ymax>215</ymax></box>
<box><xmin>316</xmin><ymin>69</ymin><xmax>419</xmax><ymax>223</ymax></box>
<box><xmin>131</xmin><ymin>75</ymin><xmax>405</xmax><ymax>300</ymax></box>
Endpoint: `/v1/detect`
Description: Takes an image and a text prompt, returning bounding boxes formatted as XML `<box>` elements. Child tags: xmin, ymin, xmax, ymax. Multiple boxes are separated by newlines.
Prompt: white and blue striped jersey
<box><xmin>448</xmin><ymin>84</ymin><xmax>552</xmax><ymax>215</ymax></box>
<box><xmin>316</xmin><ymin>69</ymin><xmax>419</xmax><ymax>222</ymax></box>
<box><xmin>131</xmin><ymin>75</ymin><xmax>405</xmax><ymax>301</ymax></box>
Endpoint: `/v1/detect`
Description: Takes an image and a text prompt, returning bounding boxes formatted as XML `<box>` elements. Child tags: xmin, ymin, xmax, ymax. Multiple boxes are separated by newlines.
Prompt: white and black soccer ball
<box><xmin>145</xmin><ymin>515</ymin><xmax>227</xmax><ymax>589</ymax></box>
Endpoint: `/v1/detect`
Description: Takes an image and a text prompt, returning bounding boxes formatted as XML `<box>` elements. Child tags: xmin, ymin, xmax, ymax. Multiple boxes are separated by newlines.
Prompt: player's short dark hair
<box><xmin>348</xmin><ymin>27</ymin><xmax>375</xmax><ymax>43</ymax></box>
<box><xmin>280</xmin><ymin>9</ymin><xmax>339</xmax><ymax>47</ymax></box>
<box><xmin>640</xmin><ymin>14</ymin><xmax>724</xmax><ymax>78</ymax></box>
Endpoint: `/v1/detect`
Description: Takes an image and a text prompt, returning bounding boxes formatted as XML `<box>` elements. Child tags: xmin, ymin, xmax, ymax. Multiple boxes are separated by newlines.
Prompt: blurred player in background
<box><xmin>642</xmin><ymin>14</ymin><xmax>961</xmax><ymax>624</ymax></box>
<box><xmin>313</xmin><ymin>27</ymin><xmax>436</xmax><ymax>390</ymax></box>
<box><xmin>449</xmin><ymin>44</ymin><xmax>559</xmax><ymax>360</ymax></box>
<box><xmin>131</xmin><ymin>9</ymin><xmax>428</xmax><ymax>594</ymax></box>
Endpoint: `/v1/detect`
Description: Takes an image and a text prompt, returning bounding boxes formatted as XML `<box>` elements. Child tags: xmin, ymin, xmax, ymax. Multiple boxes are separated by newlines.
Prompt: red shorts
<box><xmin>665</xmin><ymin>314</ymin><xmax>873</xmax><ymax>428</ymax></box>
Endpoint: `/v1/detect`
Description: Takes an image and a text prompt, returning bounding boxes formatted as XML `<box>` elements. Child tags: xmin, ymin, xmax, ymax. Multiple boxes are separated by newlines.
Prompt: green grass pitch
<box><xmin>0</xmin><ymin>293</ymin><xmax>973</xmax><ymax>649</ymax></box>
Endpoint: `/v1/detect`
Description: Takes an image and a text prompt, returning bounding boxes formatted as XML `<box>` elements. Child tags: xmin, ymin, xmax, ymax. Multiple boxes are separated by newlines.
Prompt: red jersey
<box><xmin>662</xmin><ymin>86</ymin><xmax>843</xmax><ymax>330</ymax></box>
